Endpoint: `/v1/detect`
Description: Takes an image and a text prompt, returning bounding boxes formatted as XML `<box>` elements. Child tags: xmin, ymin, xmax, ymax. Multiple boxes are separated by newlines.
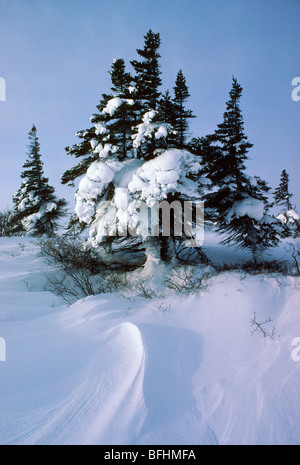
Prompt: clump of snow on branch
<box><xmin>74</xmin><ymin>160</ymin><xmax>123</xmax><ymax>224</ymax></box>
<box><xmin>132</xmin><ymin>110</ymin><xmax>172</xmax><ymax>149</ymax></box>
<box><xmin>277</xmin><ymin>209</ymin><xmax>300</xmax><ymax>225</ymax></box>
<box><xmin>226</xmin><ymin>197</ymin><xmax>265</xmax><ymax>222</ymax></box>
<box><xmin>128</xmin><ymin>149</ymin><xmax>204</xmax><ymax>207</ymax></box>
<box><xmin>74</xmin><ymin>149</ymin><xmax>206</xmax><ymax>246</ymax></box>
<box><xmin>102</xmin><ymin>97</ymin><xmax>134</xmax><ymax>116</ymax></box>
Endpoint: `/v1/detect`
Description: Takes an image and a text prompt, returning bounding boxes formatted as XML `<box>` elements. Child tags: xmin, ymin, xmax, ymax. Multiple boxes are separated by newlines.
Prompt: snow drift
<box><xmin>0</xmin><ymin>237</ymin><xmax>300</xmax><ymax>445</ymax></box>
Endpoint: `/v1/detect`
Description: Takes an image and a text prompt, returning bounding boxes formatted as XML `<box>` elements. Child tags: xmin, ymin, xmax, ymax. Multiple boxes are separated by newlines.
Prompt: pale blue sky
<box><xmin>0</xmin><ymin>0</ymin><xmax>299</xmax><ymax>210</ymax></box>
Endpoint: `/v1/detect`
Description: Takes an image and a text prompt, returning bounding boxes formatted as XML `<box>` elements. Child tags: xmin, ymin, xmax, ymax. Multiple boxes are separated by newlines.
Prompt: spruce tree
<box><xmin>274</xmin><ymin>170</ymin><xmax>299</xmax><ymax>237</ymax></box>
<box><xmin>130</xmin><ymin>29</ymin><xmax>162</xmax><ymax>111</ymax></box>
<box><xmin>64</xmin><ymin>31</ymin><xmax>209</xmax><ymax>265</ymax></box>
<box><xmin>274</xmin><ymin>169</ymin><xmax>293</xmax><ymax>211</ymax></box>
<box><xmin>173</xmin><ymin>69</ymin><xmax>195</xmax><ymax>149</ymax></box>
<box><xmin>62</xmin><ymin>58</ymin><xmax>136</xmax><ymax>187</ymax></box>
<box><xmin>10</xmin><ymin>125</ymin><xmax>67</xmax><ymax>236</ymax></box>
<box><xmin>207</xmin><ymin>77</ymin><xmax>281</xmax><ymax>262</ymax></box>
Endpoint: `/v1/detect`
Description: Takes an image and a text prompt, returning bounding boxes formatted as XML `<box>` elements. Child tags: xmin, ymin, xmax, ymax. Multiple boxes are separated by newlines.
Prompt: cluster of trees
<box><xmin>3</xmin><ymin>30</ymin><xmax>299</xmax><ymax>265</ymax></box>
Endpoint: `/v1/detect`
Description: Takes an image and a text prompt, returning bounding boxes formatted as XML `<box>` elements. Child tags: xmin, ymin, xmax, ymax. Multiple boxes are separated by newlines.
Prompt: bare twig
<box><xmin>250</xmin><ymin>311</ymin><xmax>276</xmax><ymax>339</ymax></box>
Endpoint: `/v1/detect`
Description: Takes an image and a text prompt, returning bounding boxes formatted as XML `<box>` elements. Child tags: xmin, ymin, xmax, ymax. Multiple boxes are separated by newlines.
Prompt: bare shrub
<box><xmin>163</xmin><ymin>265</ymin><xmax>213</xmax><ymax>294</ymax></box>
<box><xmin>0</xmin><ymin>209</ymin><xmax>14</xmax><ymax>237</ymax></box>
<box><xmin>40</xmin><ymin>237</ymin><xmax>130</xmax><ymax>304</ymax></box>
<box><xmin>40</xmin><ymin>236</ymin><xmax>106</xmax><ymax>275</ymax></box>
<box><xmin>250</xmin><ymin>311</ymin><xmax>276</xmax><ymax>339</ymax></box>
<box><xmin>214</xmin><ymin>259</ymin><xmax>290</xmax><ymax>276</ymax></box>
<box><xmin>154</xmin><ymin>301</ymin><xmax>171</xmax><ymax>313</ymax></box>
<box><xmin>286</xmin><ymin>242</ymin><xmax>300</xmax><ymax>276</ymax></box>
<box><xmin>122</xmin><ymin>276</ymin><xmax>160</xmax><ymax>300</ymax></box>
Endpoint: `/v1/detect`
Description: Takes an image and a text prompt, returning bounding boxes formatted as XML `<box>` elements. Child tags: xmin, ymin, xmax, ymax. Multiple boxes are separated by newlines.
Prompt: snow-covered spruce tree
<box><xmin>61</xmin><ymin>56</ymin><xmax>145</xmax><ymax>260</ymax></box>
<box><xmin>70</xmin><ymin>85</ymin><xmax>207</xmax><ymax>264</ymax></box>
<box><xmin>9</xmin><ymin>125</ymin><xmax>67</xmax><ymax>237</ymax></box>
<box><xmin>172</xmin><ymin>69</ymin><xmax>195</xmax><ymax>149</ymax></box>
<box><xmin>64</xmin><ymin>32</ymin><xmax>209</xmax><ymax>265</ymax></box>
<box><xmin>61</xmin><ymin>58</ymin><xmax>137</xmax><ymax>235</ymax></box>
<box><xmin>274</xmin><ymin>170</ymin><xmax>300</xmax><ymax>237</ymax></box>
<box><xmin>129</xmin><ymin>29</ymin><xmax>165</xmax><ymax>161</ymax></box>
<box><xmin>62</xmin><ymin>58</ymin><xmax>135</xmax><ymax>188</ymax></box>
<box><xmin>206</xmin><ymin>77</ymin><xmax>281</xmax><ymax>263</ymax></box>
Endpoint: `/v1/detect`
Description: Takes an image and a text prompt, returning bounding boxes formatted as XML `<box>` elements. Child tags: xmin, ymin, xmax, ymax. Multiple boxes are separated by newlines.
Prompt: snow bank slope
<box><xmin>0</xmin><ymin>238</ymin><xmax>300</xmax><ymax>445</ymax></box>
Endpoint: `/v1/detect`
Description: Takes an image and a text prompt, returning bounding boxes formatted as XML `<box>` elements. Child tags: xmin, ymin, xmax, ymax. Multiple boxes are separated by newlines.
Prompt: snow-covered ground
<box><xmin>0</xmin><ymin>236</ymin><xmax>300</xmax><ymax>445</ymax></box>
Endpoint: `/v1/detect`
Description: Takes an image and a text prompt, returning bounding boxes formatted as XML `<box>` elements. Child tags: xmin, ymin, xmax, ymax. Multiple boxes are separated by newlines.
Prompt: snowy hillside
<box><xmin>0</xmin><ymin>237</ymin><xmax>300</xmax><ymax>445</ymax></box>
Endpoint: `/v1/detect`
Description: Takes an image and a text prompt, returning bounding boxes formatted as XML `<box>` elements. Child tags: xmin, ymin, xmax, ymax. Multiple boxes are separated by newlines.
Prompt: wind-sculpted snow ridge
<box><xmin>0</xmin><ymin>237</ymin><xmax>300</xmax><ymax>445</ymax></box>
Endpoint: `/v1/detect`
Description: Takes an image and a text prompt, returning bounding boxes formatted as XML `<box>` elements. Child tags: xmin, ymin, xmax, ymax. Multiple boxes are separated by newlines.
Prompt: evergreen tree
<box><xmin>63</xmin><ymin>31</ymin><xmax>209</xmax><ymax>265</ymax></box>
<box><xmin>274</xmin><ymin>169</ymin><xmax>293</xmax><ymax>211</ymax></box>
<box><xmin>207</xmin><ymin>77</ymin><xmax>281</xmax><ymax>262</ymax></box>
<box><xmin>129</xmin><ymin>30</ymin><xmax>164</xmax><ymax>160</ymax></box>
<box><xmin>109</xmin><ymin>58</ymin><xmax>132</xmax><ymax>94</ymax></box>
<box><xmin>274</xmin><ymin>170</ymin><xmax>300</xmax><ymax>237</ymax></box>
<box><xmin>130</xmin><ymin>29</ymin><xmax>162</xmax><ymax>111</ymax></box>
<box><xmin>9</xmin><ymin>125</ymin><xmax>67</xmax><ymax>236</ymax></box>
<box><xmin>188</xmin><ymin>136</ymin><xmax>221</xmax><ymax>178</ymax></box>
<box><xmin>172</xmin><ymin>69</ymin><xmax>195</xmax><ymax>149</ymax></box>
<box><xmin>62</xmin><ymin>58</ymin><xmax>135</xmax><ymax>187</ymax></box>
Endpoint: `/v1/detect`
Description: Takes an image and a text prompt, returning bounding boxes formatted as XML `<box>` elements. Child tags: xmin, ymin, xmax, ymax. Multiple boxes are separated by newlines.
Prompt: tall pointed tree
<box><xmin>274</xmin><ymin>169</ymin><xmax>299</xmax><ymax>237</ymax></box>
<box><xmin>62</xmin><ymin>58</ymin><xmax>135</xmax><ymax>187</ymax></box>
<box><xmin>63</xmin><ymin>31</ymin><xmax>209</xmax><ymax>265</ymax></box>
<box><xmin>173</xmin><ymin>69</ymin><xmax>195</xmax><ymax>149</ymax></box>
<box><xmin>130</xmin><ymin>29</ymin><xmax>162</xmax><ymax>111</ymax></box>
<box><xmin>207</xmin><ymin>77</ymin><xmax>281</xmax><ymax>262</ymax></box>
<box><xmin>9</xmin><ymin>125</ymin><xmax>67</xmax><ymax>236</ymax></box>
<box><xmin>274</xmin><ymin>169</ymin><xmax>293</xmax><ymax>211</ymax></box>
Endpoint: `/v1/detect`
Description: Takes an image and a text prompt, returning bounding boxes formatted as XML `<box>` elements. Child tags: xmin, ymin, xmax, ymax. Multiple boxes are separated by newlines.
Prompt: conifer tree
<box><xmin>130</xmin><ymin>29</ymin><xmax>162</xmax><ymax>111</ymax></box>
<box><xmin>274</xmin><ymin>170</ymin><xmax>299</xmax><ymax>237</ymax></box>
<box><xmin>207</xmin><ymin>77</ymin><xmax>281</xmax><ymax>262</ymax></box>
<box><xmin>62</xmin><ymin>58</ymin><xmax>135</xmax><ymax>187</ymax></box>
<box><xmin>9</xmin><ymin>125</ymin><xmax>67</xmax><ymax>236</ymax></box>
<box><xmin>157</xmin><ymin>90</ymin><xmax>180</xmax><ymax>149</ymax></box>
<box><xmin>172</xmin><ymin>69</ymin><xmax>195</xmax><ymax>149</ymax></box>
<box><xmin>63</xmin><ymin>31</ymin><xmax>208</xmax><ymax>265</ymax></box>
<box><xmin>274</xmin><ymin>169</ymin><xmax>293</xmax><ymax>211</ymax></box>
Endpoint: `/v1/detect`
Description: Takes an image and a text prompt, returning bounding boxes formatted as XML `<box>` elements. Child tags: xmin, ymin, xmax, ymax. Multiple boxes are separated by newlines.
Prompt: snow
<box><xmin>93</xmin><ymin>142</ymin><xmax>118</xmax><ymax>158</ymax></box>
<box><xmin>75</xmin><ymin>161</ymin><xmax>120</xmax><ymax>224</ymax></box>
<box><xmin>114</xmin><ymin>187</ymin><xmax>128</xmax><ymax>209</ymax></box>
<box><xmin>75</xmin><ymin>148</ymin><xmax>205</xmax><ymax>243</ymax></box>
<box><xmin>156</xmin><ymin>170</ymin><xmax>179</xmax><ymax>185</ymax></box>
<box><xmin>226</xmin><ymin>196</ymin><xmax>265</xmax><ymax>222</ymax></box>
<box><xmin>128</xmin><ymin>149</ymin><xmax>201</xmax><ymax>207</ymax></box>
<box><xmin>128</xmin><ymin>86</ymin><xmax>136</xmax><ymax>94</ymax></box>
<box><xmin>154</xmin><ymin>125</ymin><xmax>168</xmax><ymax>140</ymax></box>
<box><xmin>132</xmin><ymin>110</ymin><xmax>157</xmax><ymax>148</ymax></box>
<box><xmin>277</xmin><ymin>210</ymin><xmax>300</xmax><ymax>225</ymax></box>
<box><xmin>45</xmin><ymin>203</ymin><xmax>57</xmax><ymax>212</ymax></box>
<box><xmin>102</xmin><ymin>97</ymin><xmax>134</xmax><ymax>116</ymax></box>
<box><xmin>0</xmin><ymin>236</ymin><xmax>300</xmax><ymax>445</ymax></box>
<box><xmin>94</xmin><ymin>123</ymin><xmax>108</xmax><ymax>136</ymax></box>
